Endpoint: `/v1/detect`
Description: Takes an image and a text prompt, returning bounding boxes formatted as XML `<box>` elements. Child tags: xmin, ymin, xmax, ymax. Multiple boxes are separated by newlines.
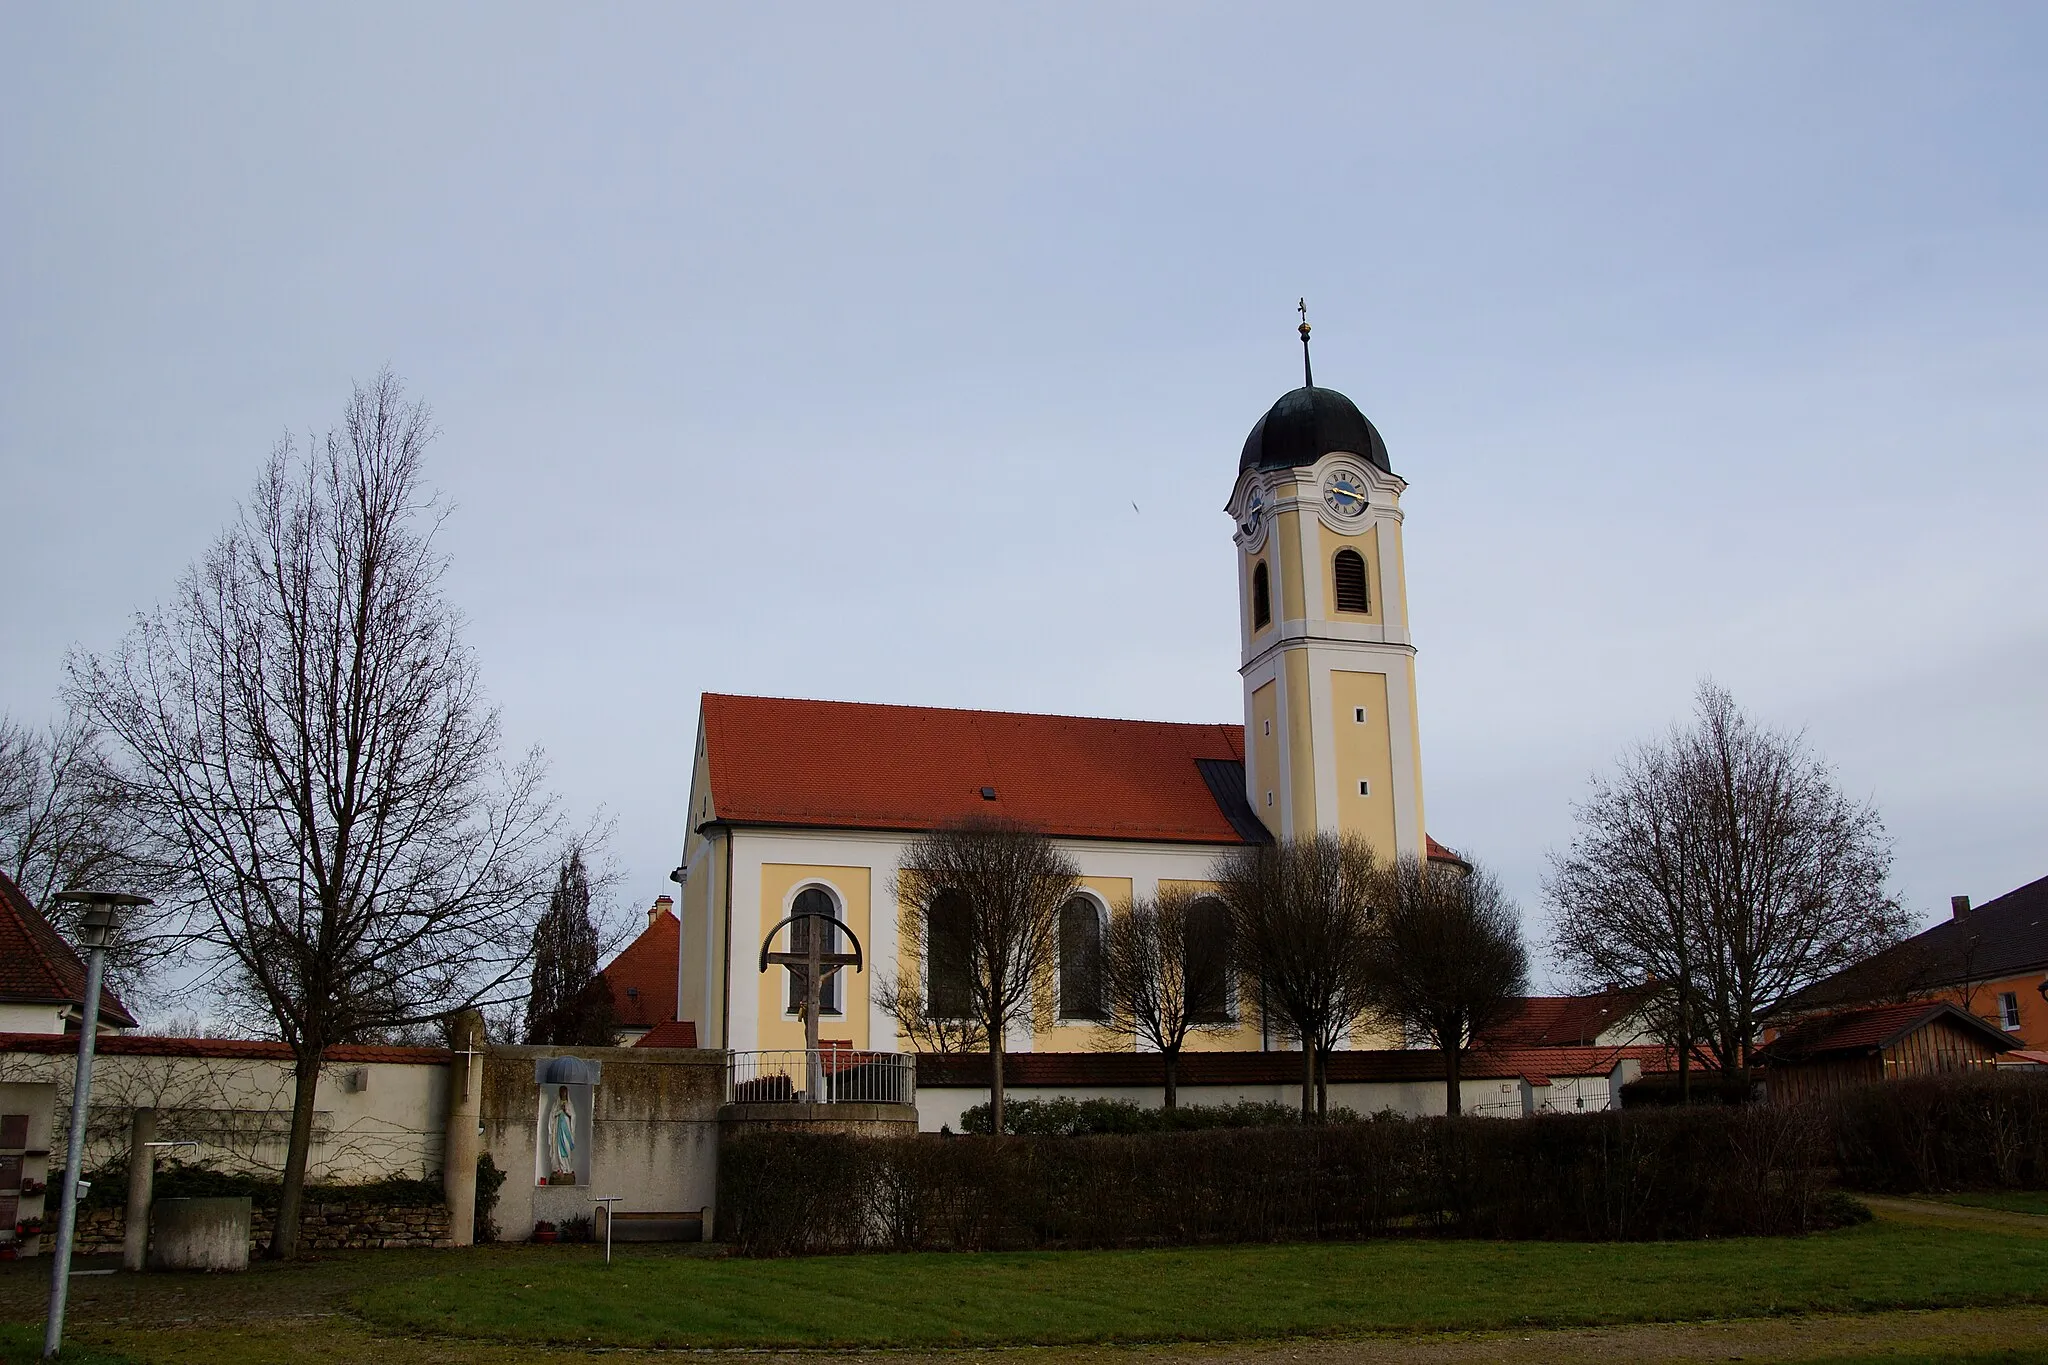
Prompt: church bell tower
<box><xmin>1227</xmin><ymin>314</ymin><xmax>1425</xmax><ymax>858</ymax></box>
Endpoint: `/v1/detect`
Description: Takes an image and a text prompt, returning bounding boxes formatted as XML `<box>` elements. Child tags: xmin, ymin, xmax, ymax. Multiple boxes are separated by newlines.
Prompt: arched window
<box><xmin>1332</xmin><ymin>549</ymin><xmax>1370</xmax><ymax>614</ymax></box>
<box><xmin>926</xmin><ymin>889</ymin><xmax>974</xmax><ymax>1020</ymax></box>
<box><xmin>1058</xmin><ymin>896</ymin><xmax>1105</xmax><ymax>1020</ymax></box>
<box><xmin>1252</xmin><ymin>560</ymin><xmax>1271</xmax><ymax>629</ymax></box>
<box><xmin>1184</xmin><ymin>897</ymin><xmax>1232</xmax><ymax>1023</ymax></box>
<box><xmin>786</xmin><ymin>886</ymin><xmax>843</xmax><ymax>1016</ymax></box>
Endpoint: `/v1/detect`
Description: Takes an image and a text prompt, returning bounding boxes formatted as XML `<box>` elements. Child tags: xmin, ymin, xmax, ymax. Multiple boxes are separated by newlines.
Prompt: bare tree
<box><xmin>0</xmin><ymin>712</ymin><xmax>178</xmax><ymax>1001</ymax></box>
<box><xmin>69</xmin><ymin>370</ymin><xmax>561</xmax><ymax>1257</ymax></box>
<box><xmin>1548</xmin><ymin>682</ymin><xmax>1905</xmax><ymax>1088</ymax></box>
<box><xmin>1363</xmin><ymin>855</ymin><xmax>1528</xmax><ymax>1116</ymax></box>
<box><xmin>524</xmin><ymin>844</ymin><xmax>617</xmax><ymax>1045</ymax></box>
<box><xmin>877</xmin><ymin>818</ymin><xmax>1079</xmax><ymax>1135</ymax></box>
<box><xmin>1094</xmin><ymin>887</ymin><xmax>1236</xmax><ymax>1110</ymax></box>
<box><xmin>1212</xmin><ymin>832</ymin><xmax>1380</xmax><ymax>1120</ymax></box>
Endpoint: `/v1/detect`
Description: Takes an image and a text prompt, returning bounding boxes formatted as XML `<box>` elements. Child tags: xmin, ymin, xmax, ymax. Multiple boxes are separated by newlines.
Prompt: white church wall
<box><xmin>916</xmin><ymin>1069</ymin><xmax>1624</xmax><ymax>1131</ymax></box>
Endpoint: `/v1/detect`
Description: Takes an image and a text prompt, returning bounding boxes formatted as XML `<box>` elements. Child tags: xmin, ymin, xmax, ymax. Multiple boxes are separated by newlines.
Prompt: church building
<box><xmin>672</xmin><ymin>337</ymin><xmax>1464</xmax><ymax>1073</ymax></box>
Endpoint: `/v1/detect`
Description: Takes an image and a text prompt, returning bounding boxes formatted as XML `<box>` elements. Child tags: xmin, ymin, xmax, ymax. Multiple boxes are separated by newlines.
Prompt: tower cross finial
<box><xmin>1297</xmin><ymin>297</ymin><xmax>1314</xmax><ymax>389</ymax></box>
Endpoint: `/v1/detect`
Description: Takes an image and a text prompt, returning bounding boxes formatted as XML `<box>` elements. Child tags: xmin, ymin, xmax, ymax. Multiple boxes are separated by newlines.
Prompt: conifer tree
<box><xmin>525</xmin><ymin>846</ymin><xmax>616</xmax><ymax>1045</ymax></box>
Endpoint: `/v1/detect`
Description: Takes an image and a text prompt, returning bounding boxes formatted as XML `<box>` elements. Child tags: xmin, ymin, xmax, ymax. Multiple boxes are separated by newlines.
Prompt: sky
<box><xmin>4</xmin><ymin>4</ymin><xmax>2045</xmax><ymax>996</ymax></box>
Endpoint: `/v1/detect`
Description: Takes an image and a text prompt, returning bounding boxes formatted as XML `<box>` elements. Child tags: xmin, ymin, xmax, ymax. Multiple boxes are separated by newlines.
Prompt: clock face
<box><xmin>1323</xmin><ymin>471</ymin><xmax>1367</xmax><ymax>517</ymax></box>
<box><xmin>1239</xmin><ymin>488</ymin><xmax>1265</xmax><ymax>537</ymax></box>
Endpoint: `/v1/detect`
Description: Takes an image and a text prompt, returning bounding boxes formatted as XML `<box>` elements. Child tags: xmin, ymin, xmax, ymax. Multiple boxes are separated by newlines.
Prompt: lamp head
<box><xmin>52</xmin><ymin>889</ymin><xmax>152</xmax><ymax>949</ymax></box>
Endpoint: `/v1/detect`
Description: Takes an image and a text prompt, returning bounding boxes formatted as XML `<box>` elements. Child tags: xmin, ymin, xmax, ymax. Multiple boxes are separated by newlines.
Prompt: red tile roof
<box><xmin>1478</xmin><ymin>990</ymin><xmax>1648</xmax><ymax>1049</ymax></box>
<box><xmin>700</xmin><ymin>694</ymin><xmax>1253</xmax><ymax>845</ymax></box>
<box><xmin>602</xmin><ymin>905</ymin><xmax>679</xmax><ymax>1030</ymax></box>
<box><xmin>917</xmin><ymin>1044</ymin><xmax>1673</xmax><ymax>1088</ymax></box>
<box><xmin>1425</xmin><ymin>836</ymin><xmax>1467</xmax><ymax>866</ymax></box>
<box><xmin>0</xmin><ymin>1033</ymin><xmax>447</xmax><ymax>1063</ymax></box>
<box><xmin>632</xmin><ymin>1020</ymin><xmax>700</xmax><ymax>1049</ymax></box>
<box><xmin>0</xmin><ymin>870</ymin><xmax>137</xmax><ymax>1029</ymax></box>
<box><xmin>1762</xmin><ymin>1000</ymin><xmax>2019</xmax><ymax>1062</ymax></box>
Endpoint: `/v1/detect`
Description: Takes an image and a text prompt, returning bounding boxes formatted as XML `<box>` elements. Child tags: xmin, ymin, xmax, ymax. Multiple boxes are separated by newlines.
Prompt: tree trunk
<box><xmin>1444</xmin><ymin>1043</ymin><xmax>1462</xmax><ymax>1117</ymax></box>
<box><xmin>270</xmin><ymin>1051</ymin><xmax>322</xmax><ymax>1259</ymax></box>
<box><xmin>1315</xmin><ymin>1048</ymin><xmax>1329</xmax><ymax>1120</ymax></box>
<box><xmin>1300</xmin><ymin>1044</ymin><xmax>1315</xmax><ymax>1120</ymax></box>
<box><xmin>987</xmin><ymin>1024</ymin><xmax>1005</xmax><ymax>1136</ymax></box>
<box><xmin>1676</xmin><ymin>978</ymin><xmax>1693</xmax><ymax>1106</ymax></box>
<box><xmin>1163</xmin><ymin>1047</ymin><xmax>1179</xmax><ymax>1111</ymax></box>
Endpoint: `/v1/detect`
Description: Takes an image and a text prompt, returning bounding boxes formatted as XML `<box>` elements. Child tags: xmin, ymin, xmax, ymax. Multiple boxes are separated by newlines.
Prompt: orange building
<box><xmin>1772</xmin><ymin>874</ymin><xmax>2048</xmax><ymax>1050</ymax></box>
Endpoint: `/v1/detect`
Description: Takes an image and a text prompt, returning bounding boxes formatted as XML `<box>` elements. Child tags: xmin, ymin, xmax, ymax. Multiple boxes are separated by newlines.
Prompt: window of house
<box><xmin>927</xmin><ymin>890</ymin><xmax>974</xmax><ymax>1019</ymax></box>
<box><xmin>1358</xmin><ymin>780</ymin><xmax>1370</xmax><ymax>796</ymax></box>
<box><xmin>1058</xmin><ymin>896</ymin><xmax>1106</xmax><ymax>1021</ymax></box>
<box><xmin>1332</xmin><ymin>549</ymin><xmax>1369</xmax><ymax>613</ymax></box>
<box><xmin>2000</xmin><ymin>991</ymin><xmax>2023</xmax><ymax>1031</ymax></box>
<box><xmin>1354</xmin><ymin>706</ymin><xmax>1366</xmax><ymax>723</ymax></box>
<box><xmin>1252</xmin><ymin>561</ymin><xmax>1271</xmax><ymax>629</ymax></box>
<box><xmin>786</xmin><ymin>886</ymin><xmax>844</xmax><ymax>1016</ymax></box>
<box><xmin>1185</xmin><ymin>897</ymin><xmax>1232</xmax><ymax>1023</ymax></box>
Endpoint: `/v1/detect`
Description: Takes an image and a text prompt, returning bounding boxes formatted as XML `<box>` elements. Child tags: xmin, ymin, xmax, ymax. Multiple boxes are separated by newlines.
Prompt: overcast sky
<box><xmin>5</xmin><ymin>4</ymin><xmax>2044</xmax><ymax>993</ymax></box>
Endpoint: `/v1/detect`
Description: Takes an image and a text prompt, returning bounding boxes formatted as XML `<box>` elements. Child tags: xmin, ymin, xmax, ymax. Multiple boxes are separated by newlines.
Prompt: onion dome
<box><xmin>1239</xmin><ymin>386</ymin><xmax>1391</xmax><ymax>475</ymax></box>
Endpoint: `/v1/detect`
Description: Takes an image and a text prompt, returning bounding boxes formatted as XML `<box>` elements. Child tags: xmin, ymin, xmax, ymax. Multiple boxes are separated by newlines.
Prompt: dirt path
<box><xmin>1857</xmin><ymin>1193</ymin><xmax>2048</xmax><ymax>1236</ymax></box>
<box><xmin>46</xmin><ymin>1304</ymin><xmax>2048</xmax><ymax>1365</ymax></box>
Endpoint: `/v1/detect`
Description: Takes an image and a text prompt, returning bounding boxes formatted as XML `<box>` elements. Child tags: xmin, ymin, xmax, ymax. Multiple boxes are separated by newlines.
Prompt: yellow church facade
<box><xmin>670</xmin><ymin>356</ymin><xmax>1459</xmax><ymax>1097</ymax></box>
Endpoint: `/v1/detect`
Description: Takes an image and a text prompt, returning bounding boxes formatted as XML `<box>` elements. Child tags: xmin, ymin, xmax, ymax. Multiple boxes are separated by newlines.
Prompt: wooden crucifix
<box><xmin>758</xmin><ymin>911</ymin><xmax>865</xmax><ymax>1086</ymax></box>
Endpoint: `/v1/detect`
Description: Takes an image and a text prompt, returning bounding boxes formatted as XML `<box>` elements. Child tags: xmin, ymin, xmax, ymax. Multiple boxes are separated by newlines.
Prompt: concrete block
<box><xmin>148</xmin><ymin>1197</ymin><xmax>252</xmax><ymax>1272</ymax></box>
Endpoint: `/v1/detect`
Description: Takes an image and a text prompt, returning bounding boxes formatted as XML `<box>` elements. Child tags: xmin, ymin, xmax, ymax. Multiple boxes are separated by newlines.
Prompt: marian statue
<box><xmin>549</xmin><ymin>1085</ymin><xmax>577</xmax><ymax>1182</ymax></box>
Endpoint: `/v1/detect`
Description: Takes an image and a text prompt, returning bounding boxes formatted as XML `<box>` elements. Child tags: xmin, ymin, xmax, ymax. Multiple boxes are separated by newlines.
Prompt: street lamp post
<box><xmin>42</xmin><ymin>889</ymin><xmax>150</xmax><ymax>1362</ymax></box>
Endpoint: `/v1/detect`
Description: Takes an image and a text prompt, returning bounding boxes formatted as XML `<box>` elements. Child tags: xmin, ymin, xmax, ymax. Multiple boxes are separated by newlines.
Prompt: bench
<box><xmin>597</xmin><ymin>1207</ymin><xmax>705</xmax><ymax>1242</ymax></box>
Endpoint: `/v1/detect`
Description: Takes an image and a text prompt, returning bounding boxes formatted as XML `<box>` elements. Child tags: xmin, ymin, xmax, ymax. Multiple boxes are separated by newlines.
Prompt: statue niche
<box><xmin>532</xmin><ymin>1056</ymin><xmax>600</xmax><ymax>1187</ymax></box>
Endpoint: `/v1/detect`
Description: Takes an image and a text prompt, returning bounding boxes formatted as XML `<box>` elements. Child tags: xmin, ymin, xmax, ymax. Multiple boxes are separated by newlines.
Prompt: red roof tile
<box><xmin>918</xmin><ymin>1044</ymin><xmax>1671</xmax><ymax>1088</ymax></box>
<box><xmin>601</xmin><ymin>905</ymin><xmax>679</xmax><ymax>1030</ymax></box>
<box><xmin>0</xmin><ymin>870</ymin><xmax>137</xmax><ymax>1029</ymax></box>
<box><xmin>1478</xmin><ymin>990</ymin><xmax>1648</xmax><ymax>1049</ymax></box>
<box><xmin>701</xmin><ymin>694</ymin><xmax>1252</xmax><ymax>844</ymax></box>
<box><xmin>632</xmin><ymin>1020</ymin><xmax>700</xmax><ymax>1048</ymax></box>
<box><xmin>1763</xmin><ymin>1000</ymin><xmax>2019</xmax><ymax>1061</ymax></box>
<box><xmin>0</xmin><ymin>1033</ymin><xmax>447</xmax><ymax>1063</ymax></box>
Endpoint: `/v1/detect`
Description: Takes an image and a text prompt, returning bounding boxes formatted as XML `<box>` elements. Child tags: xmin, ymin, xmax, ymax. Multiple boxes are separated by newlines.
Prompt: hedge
<box><xmin>1830</xmin><ymin>1072</ymin><xmax>2048</xmax><ymax>1192</ymax></box>
<box><xmin>717</xmin><ymin>1105</ymin><xmax>1841</xmax><ymax>1256</ymax></box>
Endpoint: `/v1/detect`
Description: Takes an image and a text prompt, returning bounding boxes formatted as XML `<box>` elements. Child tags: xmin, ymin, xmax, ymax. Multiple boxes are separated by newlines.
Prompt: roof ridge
<box><xmin>703</xmin><ymin>692</ymin><xmax>1238</xmax><ymax>732</ymax></box>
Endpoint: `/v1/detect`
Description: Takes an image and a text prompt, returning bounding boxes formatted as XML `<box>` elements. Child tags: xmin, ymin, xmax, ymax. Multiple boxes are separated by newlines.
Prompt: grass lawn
<box><xmin>356</xmin><ymin>1219</ymin><xmax>2048</xmax><ymax>1351</ymax></box>
<box><xmin>1938</xmin><ymin>1190</ymin><xmax>2048</xmax><ymax>1218</ymax></box>
<box><xmin>0</xmin><ymin>1321</ymin><xmax>140</xmax><ymax>1364</ymax></box>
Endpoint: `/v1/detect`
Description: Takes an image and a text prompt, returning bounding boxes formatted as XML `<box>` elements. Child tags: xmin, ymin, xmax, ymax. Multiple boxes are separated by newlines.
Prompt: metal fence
<box><xmin>726</xmin><ymin>1049</ymin><xmax>917</xmax><ymax>1106</ymax></box>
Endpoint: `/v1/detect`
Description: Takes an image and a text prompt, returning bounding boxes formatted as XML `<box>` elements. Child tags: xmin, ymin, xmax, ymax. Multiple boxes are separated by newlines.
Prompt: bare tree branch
<box><xmin>877</xmin><ymin>818</ymin><xmax>1079</xmax><ymax>1134</ymax></box>
<box><xmin>68</xmin><ymin>369</ymin><xmax>561</xmax><ymax>1256</ymax></box>
<box><xmin>1547</xmin><ymin>680</ymin><xmax>1905</xmax><ymax>1091</ymax></box>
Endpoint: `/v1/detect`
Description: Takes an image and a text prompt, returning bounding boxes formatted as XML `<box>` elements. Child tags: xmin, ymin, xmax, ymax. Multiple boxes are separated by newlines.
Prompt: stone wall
<box><xmin>72</xmin><ymin>1199</ymin><xmax>451</xmax><ymax>1255</ymax></box>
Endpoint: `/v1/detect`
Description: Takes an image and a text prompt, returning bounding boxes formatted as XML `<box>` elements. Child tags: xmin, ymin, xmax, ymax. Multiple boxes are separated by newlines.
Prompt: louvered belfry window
<box><xmin>1333</xmin><ymin>549</ymin><xmax>1370</xmax><ymax>613</ymax></box>
<box><xmin>1252</xmin><ymin>561</ymin><xmax>1271</xmax><ymax>629</ymax></box>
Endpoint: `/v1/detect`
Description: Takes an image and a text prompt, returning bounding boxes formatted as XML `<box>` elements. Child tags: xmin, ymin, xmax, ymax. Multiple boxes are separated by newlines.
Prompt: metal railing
<box><xmin>726</xmin><ymin>1049</ymin><xmax>916</xmax><ymax>1106</ymax></box>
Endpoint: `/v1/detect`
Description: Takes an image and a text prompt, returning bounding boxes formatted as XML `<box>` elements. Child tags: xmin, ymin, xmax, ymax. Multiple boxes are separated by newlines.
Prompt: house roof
<box><xmin>1478</xmin><ymin>989</ymin><xmax>1647</xmax><ymax>1049</ymax></box>
<box><xmin>631</xmin><ymin>1020</ymin><xmax>700</xmax><ymax>1049</ymax></box>
<box><xmin>0</xmin><ymin>870</ymin><xmax>137</xmax><ymax>1029</ymax></box>
<box><xmin>0</xmin><ymin>1032</ymin><xmax>447</xmax><ymax>1063</ymax></box>
<box><xmin>601</xmin><ymin>904</ymin><xmax>679</xmax><ymax>1031</ymax></box>
<box><xmin>1761</xmin><ymin>1000</ymin><xmax>2020</xmax><ymax>1063</ymax></box>
<box><xmin>917</xmin><ymin>1044</ymin><xmax>1674</xmax><ymax>1089</ymax></box>
<box><xmin>1776</xmin><ymin>873</ymin><xmax>2048</xmax><ymax>1016</ymax></box>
